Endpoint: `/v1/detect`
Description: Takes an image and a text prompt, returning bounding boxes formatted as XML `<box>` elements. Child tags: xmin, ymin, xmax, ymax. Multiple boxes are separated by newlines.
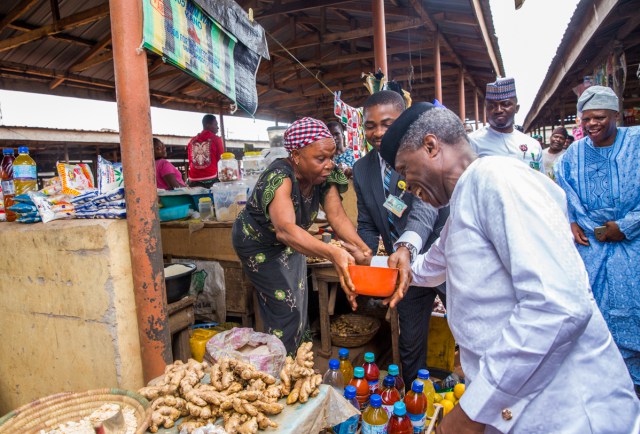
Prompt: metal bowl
<box><xmin>164</xmin><ymin>262</ymin><xmax>197</xmax><ymax>303</ymax></box>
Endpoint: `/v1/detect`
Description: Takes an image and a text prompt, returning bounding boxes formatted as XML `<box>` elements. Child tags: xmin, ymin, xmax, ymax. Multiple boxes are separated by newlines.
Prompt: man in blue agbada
<box><xmin>555</xmin><ymin>85</ymin><xmax>640</xmax><ymax>397</ymax></box>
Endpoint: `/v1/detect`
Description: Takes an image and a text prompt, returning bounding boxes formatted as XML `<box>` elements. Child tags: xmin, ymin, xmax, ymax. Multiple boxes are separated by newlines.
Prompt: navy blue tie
<box><xmin>383</xmin><ymin>163</ymin><xmax>400</xmax><ymax>243</ymax></box>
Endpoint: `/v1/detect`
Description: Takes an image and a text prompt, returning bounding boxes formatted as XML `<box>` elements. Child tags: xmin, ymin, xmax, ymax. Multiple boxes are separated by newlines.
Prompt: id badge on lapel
<box><xmin>383</xmin><ymin>180</ymin><xmax>408</xmax><ymax>217</ymax></box>
<box><xmin>384</xmin><ymin>195</ymin><xmax>407</xmax><ymax>217</ymax></box>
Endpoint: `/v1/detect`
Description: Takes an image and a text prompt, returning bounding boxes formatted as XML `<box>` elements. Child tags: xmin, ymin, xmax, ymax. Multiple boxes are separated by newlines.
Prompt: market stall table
<box><xmin>309</xmin><ymin>262</ymin><xmax>400</xmax><ymax>367</ymax></box>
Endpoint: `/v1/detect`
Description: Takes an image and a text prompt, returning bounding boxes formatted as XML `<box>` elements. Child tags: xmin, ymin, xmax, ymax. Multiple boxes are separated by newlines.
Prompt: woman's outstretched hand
<box><xmin>330</xmin><ymin>246</ymin><xmax>358</xmax><ymax>310</ymax></box>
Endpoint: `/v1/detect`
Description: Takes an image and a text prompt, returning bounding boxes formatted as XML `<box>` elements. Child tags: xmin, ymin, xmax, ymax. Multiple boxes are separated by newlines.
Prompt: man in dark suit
<box><xmin>353</xmin><ymin>90</ymin><xmax>448</xmax><ymax>386</ymax></box>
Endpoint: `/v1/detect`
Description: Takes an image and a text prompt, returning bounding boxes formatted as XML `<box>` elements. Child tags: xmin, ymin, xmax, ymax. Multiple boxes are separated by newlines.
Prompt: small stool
<box><xmin>168</xmin><ymin>296</ymin><xmax>196</xmax><ymax>362</ymax></box>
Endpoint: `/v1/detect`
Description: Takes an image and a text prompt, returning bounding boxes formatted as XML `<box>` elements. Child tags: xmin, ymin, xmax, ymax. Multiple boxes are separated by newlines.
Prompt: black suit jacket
<box><xmin>352</xmin><ymin>149</ymin><xmax>447</xmax><ymax>255</ymax></box>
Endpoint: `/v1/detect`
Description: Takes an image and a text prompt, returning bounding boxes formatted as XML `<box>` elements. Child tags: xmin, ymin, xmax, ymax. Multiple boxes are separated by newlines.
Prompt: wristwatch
<box><xmin>395</xmin><ymin>242</ymin><xmax>417</xmax><ymax>263</ymax></box>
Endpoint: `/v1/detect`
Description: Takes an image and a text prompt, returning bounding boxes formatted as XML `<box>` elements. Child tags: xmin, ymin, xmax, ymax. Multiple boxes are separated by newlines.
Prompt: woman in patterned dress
<box><xmin>232</xmin><ymin>118</ymin><xmax>371</xmax><ymax>354</ymax></box>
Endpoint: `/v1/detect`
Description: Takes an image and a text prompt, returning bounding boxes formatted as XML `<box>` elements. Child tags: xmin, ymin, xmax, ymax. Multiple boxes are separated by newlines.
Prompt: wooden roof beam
<box><xmin>334</xmin><ymin>4</ymin><xmax>412</xmax><ymax>17</ymax></box>
<box><xmin>5</xmin><ymin>19</ymin><xmax>94</xmax><ymax>47</ymax></box>
<box><xmin>271</xmin><ymin>17</ymin><xmax>424</xmax><ymax>52</ymax></box>
<box><xmin>50</xmin><ymin>0</ymin><xmax>61</xmax><ymax>23</ymax></box>
<box><xmin>68</xmin><ymin>34</ymin><xmax>112</xmax><ymax>73</ymax></box>
<box><xmin>407</xmin><ymin>0</ymin><xmax>480</xmax><ymax>92</ymax></box>
<box><xmin>432</xmin><ymin>12</ymin><xmax>477</xmax><ymax>26</ymax></box>
<box><xmin>0</xmin><ymin>3</ymin><xmax>110</xmax><ymax>53</ymax></box>
<box><xmin>69</xmin><ymin>50</ymin><xmax>113</xmax><ymax>73</ymax></box>
<box><xmin>470</xmin><ymin>0</ymin><xmax>503</xmax><ymax>76</ymax></box>
<box><xmin>0</xmin><ymin>0</ymin><xmax>40</xmax><ymax>34</ymax></box>
<box><xmin>270</xmin><ymin>41</ymin><xmax>439</xmax><ymax>71</ymax></box>
<box><xmin>256</xmin><ymin>0</ymin><xmax>357</xmax><ymax>19</ymax></box>
<box><xmin>523</xmin><ymin>0</ymin><xmax>619</xmax><ymax>130</ymax></box>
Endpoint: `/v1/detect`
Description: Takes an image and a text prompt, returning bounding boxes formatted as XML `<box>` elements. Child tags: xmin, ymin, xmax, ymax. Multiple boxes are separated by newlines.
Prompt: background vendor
<box><xmin>328</xmin><ymin>120</ymin><xmax>354</xmax><ymax>177</ymax></box>
<box><xmin>232</xmin><ymin>117</ymin><xmax>372</xmax><ymax>354</ymax></box>
<box><xmin>154</xmin><ymin>138</ymin><xmax>186</xmax><ymax>190</ymax></box>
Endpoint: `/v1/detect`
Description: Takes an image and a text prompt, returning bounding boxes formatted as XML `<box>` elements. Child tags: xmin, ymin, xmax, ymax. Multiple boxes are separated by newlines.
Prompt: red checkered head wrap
<box><xmin>283</xmin><ymin>117</ymin><xmax>333</xmax><ymax>153</ymax></box>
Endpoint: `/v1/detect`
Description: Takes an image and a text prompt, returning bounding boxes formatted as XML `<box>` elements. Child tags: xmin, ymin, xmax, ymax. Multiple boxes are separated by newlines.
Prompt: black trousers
<box><xmin>397</xmin><ymin>285</ymin><xmax>444</xmax><ymax>387</ymax></box>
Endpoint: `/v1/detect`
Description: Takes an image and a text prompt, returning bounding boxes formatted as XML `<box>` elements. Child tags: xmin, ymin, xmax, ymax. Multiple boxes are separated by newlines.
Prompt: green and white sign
<box><xmin>142</xmin><ymin>0</ymin><xmax>237</xmax><ymax>103</ymax></box>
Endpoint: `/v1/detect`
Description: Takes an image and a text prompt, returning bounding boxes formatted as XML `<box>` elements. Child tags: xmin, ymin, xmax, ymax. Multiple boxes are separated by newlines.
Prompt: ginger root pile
<box><xmin>279</xmin><ymin>342</ymin><xmax>323</xmax><ymax>405</ymax></box>
<box><xmin>139</xmin><ymin>344</ymin><xmax>322</xmax><ymax>433</ymax></box>
<box><xmin>138</xmin><ymin>358</ymin><xmax>284</xmax><ymax>434</ymax></box>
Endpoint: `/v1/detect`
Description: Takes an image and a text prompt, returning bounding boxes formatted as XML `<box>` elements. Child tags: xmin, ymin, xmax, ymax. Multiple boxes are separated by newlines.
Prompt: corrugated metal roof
<box><xmin>0</xmin><ymin>0</ymin><xmax>504</xmax><ymax>122</ymax></box>
<box><xmin>524</xmin><ymin>0</ymin><xmax>640</xmax><ymax>131</ymax></box>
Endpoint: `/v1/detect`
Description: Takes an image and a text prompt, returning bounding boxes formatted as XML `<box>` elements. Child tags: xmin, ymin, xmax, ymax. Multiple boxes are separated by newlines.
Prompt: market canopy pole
<box><xmin>109</xmin><ymin>0</ymin><xmax>171</xmax><ymax>383</ymax></box>
<box><xmin>474</xmin><ymin>89</ymin><xmax>479</xmax><ymax>130</ymax></box>
<box><xmin>372</xmin><ymin>0</ymin><xmax>387</xmax><ymax>77</ymax></box>
<box><xmin>219</xmin><ymin>107</ymin><xmax>227</xmax><ymax>151</ymax></box>
<box><xmin>458</xmin><ymin>69</ymin><xmax>466</xmax><ymax>122</ymax></box>
<box><xmin>434</xmin><ymin>30</ymin><xmax>442</xmax><ymax>103</ymax></box>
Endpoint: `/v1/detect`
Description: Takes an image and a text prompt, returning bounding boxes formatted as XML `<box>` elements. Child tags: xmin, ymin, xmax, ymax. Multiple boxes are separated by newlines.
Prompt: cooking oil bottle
<box><xmin>13</xmin><ymin>146</ymin><xmax>37</xmax><ymax>195</ymax></box>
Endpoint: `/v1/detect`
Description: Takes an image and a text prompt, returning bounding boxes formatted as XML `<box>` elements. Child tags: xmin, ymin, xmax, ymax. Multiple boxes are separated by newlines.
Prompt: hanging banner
<box><xmin>334</xmin><ymin>91</ymin><xmax>365</xmax><ymax>159</ymax></box>
<box><xmin>142</xmin><ymin>0</ymin><xmax>237</xmax><ymax>104</ymax></box>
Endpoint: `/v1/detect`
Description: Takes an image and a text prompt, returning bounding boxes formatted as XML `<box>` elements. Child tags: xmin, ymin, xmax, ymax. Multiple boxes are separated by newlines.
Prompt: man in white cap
<box><xmin>555</xmin><ymin>85</ymin><xmax>640</xmax><ymax>397</ymax></box>
<box><xmin>469</xmin><ymin>77</ymin><xmax>544</xmax><ymax>172</ymax></box>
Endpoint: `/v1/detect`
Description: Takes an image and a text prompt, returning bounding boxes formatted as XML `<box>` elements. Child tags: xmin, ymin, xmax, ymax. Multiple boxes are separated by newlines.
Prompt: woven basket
<box><xmin>0</xmin><ymin>388</ymin><xmax>152</xmax><ymax>434</ymax></box>
<box><xmin>330</xmin><ymin>314</ymin><xmax>381</xmax><ymax>348</ymax></box>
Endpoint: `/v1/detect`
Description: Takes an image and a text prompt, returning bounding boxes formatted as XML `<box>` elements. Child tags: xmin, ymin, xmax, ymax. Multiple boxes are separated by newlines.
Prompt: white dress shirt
<box><xmin>412</xmin><ymin>157</ymin><xmax>640</xmax><ymax>433</ymax></box>
<box><xmin>469</xmin><ymin>126</ymin><xmax>545</xmax><ymax>174</ymax></box>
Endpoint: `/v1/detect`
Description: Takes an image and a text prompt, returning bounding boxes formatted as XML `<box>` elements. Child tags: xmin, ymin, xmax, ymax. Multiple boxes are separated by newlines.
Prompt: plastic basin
<box><xmin>348</xmin><ymin>265</ymin><xmax>399</xmax><ymax>297</ymax></box>
<box><xmin>158</xmin><ymin>194</ymin><xmax>194</xmax><ymax>209</ymax></box>
<box><xmin>159</xmin><ymin>204</ymin><xmax>190</xmax><ymax>222</ymax></box>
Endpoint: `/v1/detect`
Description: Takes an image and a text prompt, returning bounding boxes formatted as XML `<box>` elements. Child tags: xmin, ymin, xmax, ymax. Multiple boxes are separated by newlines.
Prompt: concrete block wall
<box><xmin>0</xmin><ymin>219</ymin><xmax>144</xmax><ymax>414</ymax></box>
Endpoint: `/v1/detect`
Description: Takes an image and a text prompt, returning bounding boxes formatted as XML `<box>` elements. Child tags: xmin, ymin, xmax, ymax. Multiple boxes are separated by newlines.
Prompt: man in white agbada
<box><xmin>378</xmin><ymin>103</ymin><xmax>640</xmax><ymax>433</ymax></box>
<box><xmin>469</xmin><ymin>77</ymin><xmax>544</xmax><ymax>173</ymax></box>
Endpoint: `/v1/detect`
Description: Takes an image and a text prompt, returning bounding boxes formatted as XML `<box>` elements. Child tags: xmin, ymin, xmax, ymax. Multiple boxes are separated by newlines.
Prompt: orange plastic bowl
<box><xmin>348</xmin><ymin>265</ymin><xmax>399</xmax><ymax>297</ymax></box>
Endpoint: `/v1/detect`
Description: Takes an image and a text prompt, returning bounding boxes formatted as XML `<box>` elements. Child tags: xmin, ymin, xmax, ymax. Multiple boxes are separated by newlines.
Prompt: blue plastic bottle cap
<box><xmin>344</xmin><ymin>385</ymin><xmax>357</xmax><ymax>399</ymax></box>
<box><xmin>369</xmin><ymin>394</ymin><xmax>382</xmax><ymax>407</ymax></box>
<box><xmin>412</xmin><ymin>380</ymin><xmax>424</xmax><ymax>393</ymax></box>
<box><xmin>388</xmin><ymin>364</ymin><xmax>399</xmax><ymax>376</ymax></box>
<box><xmin>393</xmin><ymin>402</ymin><xmax>407</xmax><ymax>416</ymax></box>
<box><xmin>17</xmin><ymin>146</ymin><xmax>29</xmax><ymax>154</ymax></box>
<box><xmin>329</xmin><ymin>359</ymin><xmax>340</xmax><ymax>370</ymax></box>
<box><xmin>364</xmin><ymin>352</ymin><xmax>375</xmax><ymax>363</ymax></box>
<box><xmin>354</xmin><ymin>367</ymin><xmax>365</xmax><ymax>378</ymax></box>
<box><xmin>339</xmin><ymin>348</ymin><xmax>349</xmax><ymax>358</ymax></box>
<box><xmin>417</xmin><ymin>369</ymin><xmax>430</xmax><ymax>380</ymax></box>
<box><xmin>383</xmin><ymin>375</ymin><xmax>395</xmax><ymax>387</ymax></box>
<box><xmin>2</xmin><ymin>148</ymin><xmax>13</xmax><ymax>155</ymax></box>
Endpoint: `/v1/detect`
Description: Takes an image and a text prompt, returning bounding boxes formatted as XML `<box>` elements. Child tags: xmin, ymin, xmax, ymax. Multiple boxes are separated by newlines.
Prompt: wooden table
<box><xmin>168</xmin><ymin>296</ymin><xmax>196</xmax><ymax>362</ymax></box>
<box><xmin>309</xmin><ymin>263</ymin><xmax>400</xmax><ymax>368</ymax></box>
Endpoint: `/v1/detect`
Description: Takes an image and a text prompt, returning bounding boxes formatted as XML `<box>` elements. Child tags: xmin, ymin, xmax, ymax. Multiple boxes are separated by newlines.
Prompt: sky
<box><xmin>0</xmin><ymin>0</ymin><xmax>580</xmax><ymax>139</ymax></box>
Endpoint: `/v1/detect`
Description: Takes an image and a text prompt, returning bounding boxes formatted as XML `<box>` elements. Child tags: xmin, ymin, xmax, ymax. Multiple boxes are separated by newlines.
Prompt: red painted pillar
<box><xmin>458</xmin><ymin>69</ymin><xmax>466</xmax><ymax>122</ymax></box>
<box><xmin>434</xmin><ymin>30</ymin><xmax>442</xmax><ymax>103</ymax></box>
<box><xmin>372</xmin><ymin>0</ymin><xmax>387</xmax><ymax>77</ymax></box>
<box><xmin>109</xmin><ymin>0</ymin><xmax>171</xmax><ymax>383</ymax></box>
